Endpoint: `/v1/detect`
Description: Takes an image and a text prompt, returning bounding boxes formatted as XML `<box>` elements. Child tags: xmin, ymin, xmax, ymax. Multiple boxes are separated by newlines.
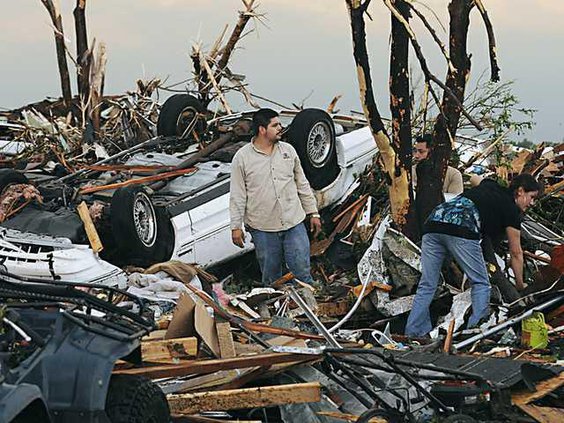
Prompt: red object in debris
<box><xmin>551</xmin><ymin>245</ymin><xmax>564</xmax><ymax>274</ymax></box>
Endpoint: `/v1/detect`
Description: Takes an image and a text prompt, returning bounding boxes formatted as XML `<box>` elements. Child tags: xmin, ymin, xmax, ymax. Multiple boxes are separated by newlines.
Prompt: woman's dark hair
<box><xmin>252</xmin><ymin>108</ymin><xmax>279</xmax><ymax>135</ymax></box>
<box><xmin>509</xmin><ymin>173</ymin><xmax>542</xmax><ymax>195</ymax></box>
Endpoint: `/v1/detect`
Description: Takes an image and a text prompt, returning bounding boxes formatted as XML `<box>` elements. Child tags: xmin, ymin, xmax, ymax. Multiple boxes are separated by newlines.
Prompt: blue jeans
<box><xmin>405</xmin><ymin>233</ymin><xmax>490</xmax><ymax>337</ymax></box>
<box><xmin>248</xmin><ymin>223</ymin><xmax>314</xmax><ymax>285</ymax></box>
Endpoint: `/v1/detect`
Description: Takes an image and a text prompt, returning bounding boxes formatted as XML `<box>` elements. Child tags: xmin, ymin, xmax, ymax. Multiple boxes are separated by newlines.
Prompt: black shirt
<box><xmin>462</xmin><ymin>179</ymin><xmax>522</xmax><ymax>239</ymax></box>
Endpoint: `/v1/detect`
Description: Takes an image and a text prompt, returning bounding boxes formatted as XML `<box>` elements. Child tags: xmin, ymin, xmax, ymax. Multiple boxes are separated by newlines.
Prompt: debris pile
<box><xmin>0</xmin><ymin>94</ymin><xmax>563</xmax><ymax>420</ymax></box>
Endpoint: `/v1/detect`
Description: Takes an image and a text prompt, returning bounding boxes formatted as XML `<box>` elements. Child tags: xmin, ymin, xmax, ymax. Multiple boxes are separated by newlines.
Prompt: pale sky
<box><xmin>1</xmin><ymin>1</ymin><xmax>563</xmax><ymax>141</ymax></box>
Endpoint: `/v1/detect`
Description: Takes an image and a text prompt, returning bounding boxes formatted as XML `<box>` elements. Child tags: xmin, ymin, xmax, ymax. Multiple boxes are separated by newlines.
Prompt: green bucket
<box><xmin>521</xmin><ymin>312</ymin><xmax>548</xmax><ymax>349</ymax></box>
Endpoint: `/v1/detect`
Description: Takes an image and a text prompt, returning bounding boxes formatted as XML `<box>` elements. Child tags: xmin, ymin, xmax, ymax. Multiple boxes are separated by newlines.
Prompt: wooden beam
<box><xmin>316</xmin><ymin>411</ymin><xmax>387</xmax><ymax>423</ymax></box>
<box><xmin>172</xmin><ymin>415</ymin><xmax>260</xmax><ymax>423</ymax></box>
<box><xmin>512</xmin><ymin>373</ymin><xmax>564</xmax><ymax>405</ymax></box>
<box><xmin>167</xmin><ymin>382</ymin><xmax>321</xmax><ymax>415</ymax></box>
<box><xmin>113</xmin><ymin>352</ymin><xmax>321</xmax><ymax>380</ymax></box>
<box><xmin>215</xmin><ymin>320</ymin><xmax>236</xmax><ymax>358</ymax></box>
<box><xmin>516</xmin><ymin>404</ymin><xmax>564</xmax><ymax>423</ymax></box>
<box><xmin>142</xmin><ymin>337</ymin><xmax>198</xmax><ymax>363</ymax></box>
<box><xmin>443</xmin><ymin>319</ymin><xmax>456</xmax><ymax>353</ymax></box>
<box><xmin>76</xmin><ymin>201</ymin><xmax>103</xmax><ymax>253</ymax></box>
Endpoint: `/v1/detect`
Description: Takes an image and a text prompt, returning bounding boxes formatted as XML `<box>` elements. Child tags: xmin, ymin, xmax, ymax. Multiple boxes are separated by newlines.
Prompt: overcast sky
<box><xmin>1</xmin><ymin>1</ymin><xmax>563</xmax><ymax>141</ymax></box>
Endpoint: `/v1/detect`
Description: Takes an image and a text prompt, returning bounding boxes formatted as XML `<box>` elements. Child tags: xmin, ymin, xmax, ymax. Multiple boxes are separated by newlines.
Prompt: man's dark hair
<box><xmin>415</xmin><ymin>133</ymin><xmax>433</xmax><ymax>148</ymax></box>
<box><xmin>252</xmin><ymin>108</ymin><xmax>279</xmax><ymax>135</ymax></box>
<box><xmin>509</xmin><ymin>173</ymin><xmax>542</xmax><ymax>195</ymax></box>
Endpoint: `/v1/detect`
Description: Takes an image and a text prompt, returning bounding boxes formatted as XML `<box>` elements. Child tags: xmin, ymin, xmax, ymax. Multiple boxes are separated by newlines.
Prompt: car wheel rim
<box><xmin>132</xmin><ymin>193</ymin><xmax>157</xmax><ymax>248</ymax></box>
<box><xmin>176</xmin><ymin>106</ymin><xmax>200</xmax><ymax>137</ymax></box>
<box><xmin>306</xmin><ymin>121</ymin><xmax>332</xmax><ymax>168</ymax></box>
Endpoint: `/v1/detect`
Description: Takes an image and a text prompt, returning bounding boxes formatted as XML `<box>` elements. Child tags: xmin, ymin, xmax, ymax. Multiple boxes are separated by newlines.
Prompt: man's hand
<box><xmin>310</xmin><ymin>216</ymin><xmax>322</xmax><ymax>238</ymax></box>
<box><xmin>231</xmin><ymin>229</ymin><xmax>245</xmax><ymax>248</ymax></box>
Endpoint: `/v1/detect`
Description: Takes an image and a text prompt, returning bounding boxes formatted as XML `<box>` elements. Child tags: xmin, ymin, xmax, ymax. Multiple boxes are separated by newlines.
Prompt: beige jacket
<box><xmin>412</xmin><ymin>164</ymin><xmax>463</xmax><ymax>195</ymax></box>
<box><xmin>229</xmin><ymin>141</ymin><xmax>318</xmax><ymax>232</ymax></box>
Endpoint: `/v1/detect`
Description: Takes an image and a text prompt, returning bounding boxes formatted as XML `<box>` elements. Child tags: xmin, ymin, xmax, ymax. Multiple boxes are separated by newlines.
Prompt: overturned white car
<box><xmin>0</xmin><ymin>97</ymin><xmax>378</xmax><ymax>286</ymax></box>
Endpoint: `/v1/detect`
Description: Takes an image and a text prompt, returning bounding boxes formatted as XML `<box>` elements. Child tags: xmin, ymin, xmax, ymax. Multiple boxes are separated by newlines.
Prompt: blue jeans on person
<box><xmin>248</xmin><ymin>223</ymin><xmax>314</xmax><ymax>285</ymax></box>
<box><xmin>405</xmin><ymin>232</ymin><xmax>490</xmax><ymax>337</ymax></box>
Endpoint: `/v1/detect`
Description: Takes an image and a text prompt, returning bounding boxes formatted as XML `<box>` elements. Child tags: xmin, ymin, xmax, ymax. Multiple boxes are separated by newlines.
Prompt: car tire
<box><xmin>0</xmin><ymin>169</ymin><xmax>29</xmax><ymax>194</ymax></box>
<box><xmin>286</xmin><ymin>108</ymin><xmax>339</xmax><ymax>190</ymax></box>
<box><xmin>111</xmin><ymin>186</ymin><xmax>173</xmax><ymax>266</ymax></box>
<box><xmin>157</xmin><ymin>94</ymin><xmax>207</xmax><ymax>138</ymax></box>
<box><xmin>105</xmin><ymin>375</ymin><xmax>170</xmax><ymax>423</ymax></box>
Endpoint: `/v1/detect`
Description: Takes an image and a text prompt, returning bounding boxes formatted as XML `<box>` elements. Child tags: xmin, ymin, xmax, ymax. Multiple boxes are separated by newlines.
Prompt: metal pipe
<box><xmin>453</xmin><ymin>294</ymin><xmax>564</xmax><ymax>351</ymax></box>
<box><xmin>288</xmin><ymin>286</ymin><xmax>341</xmax><ymax>348</ymax></box>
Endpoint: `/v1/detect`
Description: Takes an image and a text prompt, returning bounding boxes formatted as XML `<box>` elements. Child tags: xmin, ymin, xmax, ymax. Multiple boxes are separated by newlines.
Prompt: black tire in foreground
<box><xmin>286</xmin><ymin>108</ymin><xmax>339</xmax><ymax>190</ymax></box>
<box><xmin>157</xmin><ymin>94</ymin><xmax>207</xmax><ymax>138</ymax></box>
<box><xmin>105</xmin><ymin>375</ymin><xmax>170</xmax><ymax>423</ymax></box>
<box><xmin>0</xmin><ymin>169</ymin><xmax>29</xmax><ymax>194</ymax></box>
<box><xmin>110</xmin><ymin>185</ymin><xmax>173</xmax><ymax>266</ymax></box>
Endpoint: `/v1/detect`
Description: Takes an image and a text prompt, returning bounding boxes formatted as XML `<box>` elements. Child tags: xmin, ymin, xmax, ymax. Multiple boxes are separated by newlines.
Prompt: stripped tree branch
<box><xmin>199</xmin><ymin>52</ymin><xmax>233</xmax><ymax>114</ymax></box>
<box><xmin>383</xmin><ymin>0</ymin><xmax>482</xmax><ymax>130</ymax></box>
<box><xmin>473</xmin><ymin>0</ymin><xmax>500</xmax><ymax>82</ymax></box>
<box><xmin>407</xmin><ymin>2</ymin><xmax>453</xmax><ymax>72</ymax></box>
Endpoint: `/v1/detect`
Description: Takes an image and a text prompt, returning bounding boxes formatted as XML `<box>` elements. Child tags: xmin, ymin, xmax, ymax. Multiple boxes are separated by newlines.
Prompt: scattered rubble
<box><xmin>1</xmin><ymin>2</ymin><xmax>563</xmax><ymax>422</ymax></box>
<box><xmin>1</xmin><ymin>91</ymin><xmax>562</xmax><ymax>421</ymax></box>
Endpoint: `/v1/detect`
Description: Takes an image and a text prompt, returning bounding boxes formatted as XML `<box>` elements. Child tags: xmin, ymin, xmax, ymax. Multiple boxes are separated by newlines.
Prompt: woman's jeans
<box><xmin>405</xmin><ymin>232</ymin><xmax>490</xmax><ymax>337</ymax></box>
<box><xmin>248</xmin><ymin>223</ymin><xmax>314</xmax><ymax>285</ymax></box>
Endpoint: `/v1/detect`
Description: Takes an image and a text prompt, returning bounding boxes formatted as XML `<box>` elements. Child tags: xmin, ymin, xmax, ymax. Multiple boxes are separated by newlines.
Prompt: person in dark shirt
<box><xmin>405</xmin><ymin>174</ymin><xmax>541</xmax><ymax>337</ymax></box>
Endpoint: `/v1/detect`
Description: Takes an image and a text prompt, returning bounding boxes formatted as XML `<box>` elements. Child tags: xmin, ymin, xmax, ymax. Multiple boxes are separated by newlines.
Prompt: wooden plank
<box><xmin>172</xmin><ymin>415</ymin><xmax>260</xmax><ymax>423</ymax></box>
<box><xmin>113</xmin><ymin>352</ymin><xmax>321</xmax><ymax>380</ymax></box>
<box><xmin>517</xmin><ymin>404</ymin><xmax>564</xmax><ymax>423</ymax></box>
<box><xmin>443</xmin><ymin>319</ymin><xmax>455</xmax><ymax>353</ymax></box>
<box><xmin>142</xmin><ymin>337</ymin><xmax>198</xmax><ymax>363</ymax></box>
<box><xmin>512</xmin><ymin>372</ymin><xmax>564</xmax><ymax>405</ymax></box>
<box><xmin>76</xmin><ymin>201</ymin><xmax>103</xmax><ymax>253</ymax></box>
<box><xmin>143</xmin><ymin>329</ymin><xmax>167</xmax><ymax>341</ymax></box>
<box><xmin>165</xmin><ymin>370</ymin><xmax>242</xmax><ymax>394</ymax></box>
<box><xmin>316</xmin><ymin>411</ymin><xmax>387</xmax><ymax>423</ymax></box>
<box><xmin>167</xmin><ymin>382</ymin><xmax>321</xmax><ymax>414</ymax></box>
<box><xmin>215</xmin><ymin>320</ymin><xmax>236</xmax><ymax>358</ymax></box>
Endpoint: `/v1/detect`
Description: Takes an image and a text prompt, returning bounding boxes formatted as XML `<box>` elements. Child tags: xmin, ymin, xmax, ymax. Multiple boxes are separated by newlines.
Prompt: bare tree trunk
<box><xmin>41</xmin><ymin>0</ymin><xmax>72</xmax><ymax>106</ymax></box>
<box><xmin>389</xmin><ymin>0</ymin><xmax>417</xmax><ymax>239</ymax></box>
<box><xmin>89</xmin><ymin>41</ymin><xmax>107</xmax><ymax>135</ymax></box>
<box><xmin>346</xmin><ymin>0</ymin><xmax>410</xmax><ymax>227</ymax></box>
<box><xmin>416</xmin><ymin>0</ymin><xmax>474</xmax><ymax>227</ymax></box>
<box><xmin>73</xmin><ymin>0</ymin><xmax>90</xmax><ymax>100</ymax></box>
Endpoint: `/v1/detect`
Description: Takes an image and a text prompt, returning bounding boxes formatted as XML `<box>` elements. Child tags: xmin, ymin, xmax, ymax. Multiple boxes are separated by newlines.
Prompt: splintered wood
<box><xmin>168</xmin><ymin>382</ymin><xmax>321</xmax><ymax>415</ymax></box>
<box><xmin>141</xmin><ymin>337</ymin><xmax>198</xmax><ymax>363</ymax></box>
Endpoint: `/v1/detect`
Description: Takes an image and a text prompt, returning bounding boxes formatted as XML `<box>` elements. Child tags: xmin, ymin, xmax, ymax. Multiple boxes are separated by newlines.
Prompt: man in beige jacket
<box><xmin>229</xmin><ymin>108</ymin><xmax>322</xmax><ymax>285</ymax></box>
<box><xmin>412</xmin><ymin>134</ymin><xmax>463</xmax><ymax>195</ymax></box>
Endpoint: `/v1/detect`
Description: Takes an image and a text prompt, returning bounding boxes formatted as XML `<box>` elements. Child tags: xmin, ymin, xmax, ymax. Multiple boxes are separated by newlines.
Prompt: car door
<box><xmin>189</xmin><ymin>189</ymin><xmax>253</xmax><ymax>268</ymax></box>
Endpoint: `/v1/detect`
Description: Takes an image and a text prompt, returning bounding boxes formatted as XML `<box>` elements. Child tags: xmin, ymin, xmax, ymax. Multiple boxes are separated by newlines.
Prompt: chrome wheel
<box><xmin>306</xmin><ymin>121</ymin><xmax>332</xmax><ymax>168</ymax></box>
<box><xmin>132</xmin><ymin>192</ymin><xmax>157</xmax><ymax>248</ymax></box>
